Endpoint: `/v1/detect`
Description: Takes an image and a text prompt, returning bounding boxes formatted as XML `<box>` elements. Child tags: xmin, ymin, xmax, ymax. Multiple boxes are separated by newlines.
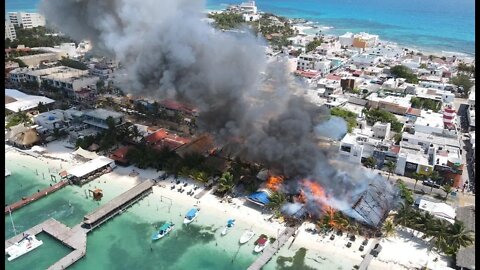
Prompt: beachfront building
<box><xmin>5</xmin><ymin>88</ymin><xmax>55</xmax><ymax>113</ymax></box>
<box><xmin>144</xmin><ymin>128</ymin><xmax>191</xmax><ymax>151</ymax></box>
<box><xmin>5</xmin><ymin>21</ymin><xmax>16</xmax><ymax>40</ymax></box>
<box><xmin>365</xmin><ymin>45</ymin><xmax>405</xmax><ymax>60</ymax></box>
<box><xmin>110</xmin><ymin>146</ymin><xmax>133</xmax><ymax>166</ymax></box>
<box><xmin>5</xmin><ymin>124</ymin><xmax>41</xmax><ymax>149</ymax></box>
<box><xmin>83</xmin><ymin>109</ymin><xmax>124</xmax><ymax>130</ymax></box>
<box><xmin>338</xmin><ymin>32</ymin><xmax>354</xmax><ymax>47</ymax></box>
<box><xmin>352</xmin><ymin>32</ymin><xmax>379</xmax><ymax>49</ymax></box>
<box><xmin>7</xmin><ymin>12</ymin><xmax>46</xmax><ymax>29</ymax></box>
<box><xmin>34</xmin><ymin>109</ymin><xmax>68</xmax><ymax>132</ymax></box>
<box><xmin>65</xmin><ymin>156</ymin><xmax>116</xmax><ymax>185</ymax></box>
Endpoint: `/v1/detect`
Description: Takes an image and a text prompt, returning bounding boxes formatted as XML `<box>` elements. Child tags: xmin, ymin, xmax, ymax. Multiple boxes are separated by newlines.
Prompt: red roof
<box><xmin>390</xmin><ymin>145</ymin><xmax>400</xmax><ymax>154</ymax></box>
<box><xmin>326</xmin><ymin>74</ymin><xmax>341</xmax><ymax>81</ymax></box>
<box><xmin>159</xmin><ymin>99</ymin><xmax>196</xmax><ymax>114</ymax></box>
<box><xmin>145</xmin><ymin>129</ymin><xmax>169</xmax><ymax>144</ymax></box>
<box><xmin>295</xmin><ymin>70</ymin><xmax>320</xmax><ymax>79</ymax></box>
<box><xmin>406</xmin><ymin>107</ymin><xmax>421</xmax><ymax>116</ymax></box>
<box><xmin>110</xmin><ymin>146</ymin><xmax>133</xmax><ymax>164</ymax></box>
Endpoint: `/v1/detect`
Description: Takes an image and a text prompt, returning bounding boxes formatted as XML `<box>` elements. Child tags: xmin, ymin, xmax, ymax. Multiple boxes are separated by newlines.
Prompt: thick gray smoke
<box><xmin>40</xmin><ymin>0</ymin><xmax>397</xmax><ymax>222</ymax></box>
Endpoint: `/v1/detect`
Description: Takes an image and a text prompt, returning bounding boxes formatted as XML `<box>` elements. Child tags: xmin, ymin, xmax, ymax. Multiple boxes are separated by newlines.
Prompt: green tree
<box><xmin>330</xmin><ymin>107</ymin><xmax>357</xmax><ymax>133</ymax></box>
<box><xmin>6</xmin><ymin>110</ymin><xmax>32</xmax><ymax>128</ymax></box>
<box><xmin>411</xmin><ymin>172</ymin><xmax>424</xmax><ymax>191</ymax></box>
<box><xmin>363</xmin><ymin>156</ymin><xmax>376</xmax><ymax>169</ymax></box>
<box><xmin>384</xmin><ymin>161</ymin><xmax>396</xmax><ymax>181</ymax></box>
<box><xmin>394</xmin><ymin>202</ymin><xmax>413</xmax><ymax>227</ymax></box>
<box><xmin>446</xmin><ymin>221</ymin><xmax>474</xmax><ymax>254</ymax></box>
<box><xmin>382</xmin><ymin>219</ymin><xmax>396</xmax><ymax>237</ymax></box>
<box><xmin>267</xmin><ymin>191</ymin><xmax>287</xmax><ymax>211</ymax></box>
<box><xmin>450</xmin><ymin>74</ymin><xmax>474</xmax><ymax>97</ymax></box>
<box><xmin>442</xmin><ymin>184</ymin><xmax>453</xmax><ymax>200</ymax></box>
<box><xmin>59</xmin><ymin>57</ymin><xmax>88</xmax><ymax>70</ymax></box>
<box><xmin>208</xmin><ymin>12</ymin><xmax>244</xmax><ymax>29</ymax></box>
<box><xmin>363</xmin><ymin>108</ymin><xmax>403</xmax><ymax>132</ymax></box>
<box><xmin>390</xmin><ymin>65</ymin><xmax>418</xmax><ymax>83</ymax></box>
<box><xmin>217</xmin><ymin>171</ymin><xmax>235</xmax><ymax>196</ymax></box>
<box><xmin>306</xmin><ymin>37</ymin><xmax>323</xmax><ymax>52</ymax></box>
<box><xmin>37</xmin><ymin>102</ymin><xmax>48</xmax><ymax>113</ymax></box>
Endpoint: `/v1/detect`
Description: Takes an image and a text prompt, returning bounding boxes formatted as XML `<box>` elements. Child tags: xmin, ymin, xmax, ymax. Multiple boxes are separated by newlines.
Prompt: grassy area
<box><xmin>330</xmin><ymin>107</ymin><xmax>357</xmax><ymax>133</ymax></box>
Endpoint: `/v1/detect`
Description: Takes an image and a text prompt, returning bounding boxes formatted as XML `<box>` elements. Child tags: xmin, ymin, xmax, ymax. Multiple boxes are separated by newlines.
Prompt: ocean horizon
<box><xmin>6</xmin><ymin>0</ymin><xmax>475</xmax><ymax>56</ymax></box>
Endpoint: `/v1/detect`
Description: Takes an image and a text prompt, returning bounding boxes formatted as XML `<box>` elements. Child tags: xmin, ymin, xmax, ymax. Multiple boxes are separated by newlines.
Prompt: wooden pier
<box><xmin>5</xmin><ymin>179</ymin><xmax>156</xmax><ymax>269</ymax></box>
<box><xmin>5</xmin><ymin>218</ymin><xmax>88</xmax><ymax>270</ymax></box>
<box><xmin>247</xmin><ymin>226</ymin><xmax>297</xmax><ymax>270</ymax></box>
<box><xmin>83</xmin><ymin>179</ymin><xmax>155</xmax><ymax>229</ymax></box>
<box><xmin>5</xmin><ymin>180</ymin><xmax>69</xmax><ymax>214</ymax></box>
<box><xmin>358</xmin><ymin>239</ymin><xmax>380</xmax><ymax>270</ymax></box>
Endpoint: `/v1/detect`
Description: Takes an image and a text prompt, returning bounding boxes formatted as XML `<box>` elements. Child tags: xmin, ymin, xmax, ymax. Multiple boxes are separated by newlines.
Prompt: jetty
<box><xmin>247</xmin><ymin>226</ymin><xmax>297</xmax><ymax>270</ymax></box>
<box><xmin>82</xmin><ymin>179</ymin><xmax>155</xmax><ymax>230</ymax></box>
<box><xmin>5</xmin><ymin>180</ymin><xmax>69</xmax><ymax>214</ymax></box>
<box><xmin>358</xmin><ymin>239</ymin><xmax>380</xmax><ymax>270</ymax></box>
<box><xmin>5</xmin><ymin>179</ymin><xmax>156</xmax><ymax>269</ymax></box>
<box><xmin>5</xmin><ymin>218</ymin><xmax>88</xmax><ymax>270</ymax></box>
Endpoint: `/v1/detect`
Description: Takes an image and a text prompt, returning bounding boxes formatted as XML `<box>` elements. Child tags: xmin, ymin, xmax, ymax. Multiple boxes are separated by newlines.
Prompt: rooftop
<box><xmin>84</xmin><ymin>108</ymin><xmax>123</xmax><ymax>120</ymax></box>
<box><xmin>5</xmin><ymin>89</ymin><xmax>55</xmax><ymax>112</ymax></box>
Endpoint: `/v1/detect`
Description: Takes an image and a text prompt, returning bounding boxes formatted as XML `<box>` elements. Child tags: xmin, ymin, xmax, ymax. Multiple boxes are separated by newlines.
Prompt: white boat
<box><xmin>239</xmin><ymin>229</ymin><xmax>255</xmax><ymax>244</ymax></box>
<box><xmin>151</xmin><ymin>222</ymin><xmax>174</xmax><ymax>240</ymax></box>
<box><xmin>5</xmin><ymin>169</ymin><xmax>11</xmax><ymax>177</ymax></box>
<box><xmin>183</xmin><ymin>208</ymin><xmax>199</xmax><ymax>224</ymax></box>
<box><xmin>253</xmin><ymin>235</ymin><xmax>269</xmax><ymax>253</ymax></box>
<box><xmin>5</xmin><ymin>234</ymin><xmax>43</xmax><ymax>261</ymax></box>
<box><xmin>221</xmin><ymin>219</ymin><xmax>235</xmax><ymax>236</ymax></box>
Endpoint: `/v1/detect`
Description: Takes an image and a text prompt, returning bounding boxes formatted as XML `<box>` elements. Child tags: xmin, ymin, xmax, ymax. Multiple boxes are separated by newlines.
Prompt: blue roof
<box><xmin>186</xmin><ymin>208</ymin><xmax>198</xmax><ymax>218</ymax></box>
<box><xmin>247</xmin><ymin>191</ymin><xmax>270</xmax><ymax>205</ymax></box>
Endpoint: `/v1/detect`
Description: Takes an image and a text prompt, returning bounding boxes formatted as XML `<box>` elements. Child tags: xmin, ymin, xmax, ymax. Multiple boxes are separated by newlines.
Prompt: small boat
<box><xmin>221</xmin><ymin>219</ymin><xmax>235</xmax><ymax>236</ymax></box>
<box><xmin>253</xmin><ymin>235</ymin><xmax>269</xmax><ymax>253</ymax></box>
<box><xmin>5</xmin><ymin>233</ymin><xmax>43</xmax><ymax>261</ymax></box>
<box><xmin>5</xmin><ymin>169</ymin><xmax>11</xmax><ymax>177</ymax></box>
<box><xmin>151</xmin><ymin>222</ymin><xmax>174</xmax><ymax>240</ymax></box>
<box><xmin>239</xmin><ymin>229</ymin><xmax>255</xmax><ymax>244</ymax></box>
<box><xmin>183</xmin><ymin>208</ymin><xmax>199</xmax><ymax>224</ymax></box>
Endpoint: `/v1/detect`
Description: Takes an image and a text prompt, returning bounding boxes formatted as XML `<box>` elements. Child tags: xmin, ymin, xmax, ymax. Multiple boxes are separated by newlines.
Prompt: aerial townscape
<box><xmin>4</xmin><ymin>0</ymin><xmax>475</xmax><ymax>270</ymax></box>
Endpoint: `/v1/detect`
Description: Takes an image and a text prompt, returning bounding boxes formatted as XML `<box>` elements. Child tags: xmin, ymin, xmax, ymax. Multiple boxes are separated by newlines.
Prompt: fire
<box><xmin>266</xmin><ymin>175</ymin><xmax>284</xmax><ymax>191</ymax></box>
<box><xmin>296</xmin><ymin>190</ymin><xmax>306</xmax><ymax>203</ymax></box>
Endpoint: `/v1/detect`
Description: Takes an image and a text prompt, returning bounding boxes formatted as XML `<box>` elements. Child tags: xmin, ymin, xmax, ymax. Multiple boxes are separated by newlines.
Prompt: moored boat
<box><xmin>239</xmin><ymin>229</ymin><xmax>255</xmax><ymax>244</ymax></box>
<box><xmin>151</xmin><ymin>222</ymin><xmax>174</xmax><ymax>240</ymax></box>
<box><xmin>183</xmin><ymin>208</ymin><xmax>200</xmax><ymax>224</ymax></box>
<box><xmin>5</xmin><ymin>233</ymin><xmax>43</xmax><ymax>261</ymax></box>
<box><xmin>253</xmin><ymin>235</ymin><xmax>269</xmax><ymax>253</ymax></box>
<box><xmin>221</xmin><ymin>219</ymin><xmax>235</xmax><ymax>236</ymax></box>
<box><xmin>5</xmin><ymin>168</ymin><xmax>11</xmax><ymax>177</ymax></box>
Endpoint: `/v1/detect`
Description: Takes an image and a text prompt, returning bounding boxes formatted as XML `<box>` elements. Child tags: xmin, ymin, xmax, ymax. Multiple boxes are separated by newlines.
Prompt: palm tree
<box><xmin>267</xmin><ymin>191</ymin><xmax>287</xmax><ymax>212</ymax></box>
<box><xmin>384</xmin><ymin>161</ymin><xmax>396</xmax><ymax>181</ymax></box>
<box><xmin>446</xmin><ymin>221</ymin><xmax>474</xmax><ymax>254</ymax></box>
<box><xmin>428</xmin><ymin>171</ymin><xmax>442</xmax><ymax>194</ymax></box>
<box><xmin>394</xmin><ymin>202</ymin><xmax>412</xmax><ymax>227</ymax></box>
<box><xmin>412</xmin><ymin>172</ymin><xmax>423</xmax><ymax>191</ymax></box>
<box><xmin>442</xmin><ymin>184</ymin><xmax>453</xmax><ymax>200</ymax></box>
<box><xmin>191</xmin><ymin>170</ymin><xmax>209</xmax><ymax>183</ymax></box>
<box><xmin>179</xmin><ymin>167</ymin><xmax>191</xmax><ymax>179</ymax></box>
<box><xmin>428</xmin><ymin>218</ymin><xmax>449</xmax><ymax>253</ymax></box>
<box><xmin>217</xmin><ymin>171</ymin><xmax>235</xmax><ymax>196</ymax></box>
<box><xmin>382</xmin><ymin>219</ymin><xmax>396</xmax><ymax>237</ymax></box>
<box><xmin>363</xmin><ymin>156</ymin><xmax>376</xmax><ymax>169</ymax></box>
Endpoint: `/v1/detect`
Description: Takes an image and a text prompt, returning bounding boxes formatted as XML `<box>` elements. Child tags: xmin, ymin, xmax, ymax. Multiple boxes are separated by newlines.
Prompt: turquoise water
<box><xmin>6</xmin><ymin>0</ymin><xmax>475</xmax><ymax>55</ymax></box>
<box><xmin>6</xmin><ymin>153</ymin><xmax>349</xmax><ymax>270</ymax></box>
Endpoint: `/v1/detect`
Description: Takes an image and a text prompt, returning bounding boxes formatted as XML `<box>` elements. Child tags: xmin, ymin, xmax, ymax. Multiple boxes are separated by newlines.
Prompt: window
<box><xmin>341</xmin><ymin>145</ymin><xmax>352</xmax><ymax>153</ymax></box>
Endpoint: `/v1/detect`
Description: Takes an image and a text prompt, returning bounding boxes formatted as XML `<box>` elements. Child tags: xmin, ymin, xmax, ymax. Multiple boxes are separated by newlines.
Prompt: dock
<box><xmin>5</xmin><ymin>218</ymin><xmax>88</xmax><ymax>270</ymax></box>
<box><xmin>358</xmin><ymin>239</ymin><xmax>380</xmax><ymax>270</ymax></box>
<box><xmin>5</xmin><ymin>179</ymin><xmax>157</xmax><ymax>269</ymax></box>
<box><xmin>247</xmin><ymin>226</ymin><xmax>297</xmax><ymax>270</ymax></box>
<box><xmin>83</xmin><ymin>179</ymin><xmax>155</xmax><ymax>229</ymax></box>
<box><xmin>5</xmin><ymin>180</ymin><xmax>69</xmax><ymax>214</ymax></box>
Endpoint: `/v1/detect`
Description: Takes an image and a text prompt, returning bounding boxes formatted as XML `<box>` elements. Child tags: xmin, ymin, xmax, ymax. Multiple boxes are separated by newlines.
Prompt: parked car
<box><xmin>346</xmin><ymin>242</ymin><xmax>352</xmax><ymax>248</ymax></box>
<box><xmin>330</xmin><ymin>234</ymin><xmax>335</xmax><ymax>240</ymax></box>
<box><xmin>359</xmin><ymin>245</ymin><xmax>365</xmax><ymax>251</ymax></box>
<box><xmin>422</xmin><ymin>180</ymin><xmax>440</xmax><ymax>188</ymax></box>
<box><xmin>370</xmin><ymin>243</ymin><xmax>382</xmax><ymax>257</ymax></box>
<box><xmin>362</xmin><ymin>239</ymin><xmax>368</xmax><ymax>246</ymax></box>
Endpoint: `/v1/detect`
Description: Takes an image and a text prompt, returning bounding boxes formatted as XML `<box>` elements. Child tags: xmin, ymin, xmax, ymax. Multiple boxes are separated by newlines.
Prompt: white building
<box><xmin>5</xmin><ymin>21</ymin><xmax>16</xmax><ymax>40</ymax></box>
<box><xmin>372</xmin><ymin>122</ymin><xmax>391</xmax><ymax>140</ymax></box>
<box><xmin>7</xmin><ymin>12</ymin><xmax>46</xmax><ymax>29</ymax></box>
<box><xmin>315</xmin><ymin>41</ymin><xmax>341</xmax><ymax>56</ymax></box>
<box><xmin>418</xmin><ymin>81</ymin><xmax>449</xmax><ymax>90</ymax></box>
<box><xmin>83</xmin><ymin>109</ymin><xmax>124</xmax><ymax>130</ymax></box>
<box><xmin>34</xmin><ymin>109</ymin><xmax>67</xmax><ymax>131</ymax></box>
<box><xmin>338</xmin><ymin>32</ymin><xmax>354</xmax><ymax>47</ymax></box>
<box><xmin>351</xmin><ymin>53</ymin><xmax>382</xmax><ymax>67</ymax></box>
<box><xmin>353</xmin><ymin>32</ymin><xmax>379</xmax><ymax>48</ymax></box>
<box><xmin>5</xmin><ymin>88</ymin><xmax>55</xmax><ymax>112</ymax></box>
<box><xmin>416</xmin><ymin>199</ymin><xmax>456</xmax><ymax>223</ymax></box>
<box><xmin>338</xmin><ymin>133</ymin><xmax>364</xmax><ymax>163</ymax></box>
<box><xmin>296</xmin><ymin>54</ymin><xmax>331</xmax><ymax>76</ymax></box>
<box><xmin>239</xmin><ymin>1</ymin><xmax>257</xmax><ymax>14</ymax></box>
<box><xmin>401</xmin><ymin>57</ymin><xmax>421</xmax><ymax>70</ymax></box>
<box><xmin>365</xmin><ymin>45</ymin><xmax>405</xmax><ymax>60</ymax></box>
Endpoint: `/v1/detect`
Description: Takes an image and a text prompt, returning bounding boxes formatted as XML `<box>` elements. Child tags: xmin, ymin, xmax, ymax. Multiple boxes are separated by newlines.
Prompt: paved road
<box><xmin>375</xmin><ymin>170</ymin><xmax>475</xmax><ymax>207</ymax></box>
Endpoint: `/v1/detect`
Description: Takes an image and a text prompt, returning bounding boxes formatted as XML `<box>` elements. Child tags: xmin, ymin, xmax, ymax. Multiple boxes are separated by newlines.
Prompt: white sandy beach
<box><xmin>6</xmin><ymin>140</ymin><xmax>454</xmax><ymax>270</ymax></box>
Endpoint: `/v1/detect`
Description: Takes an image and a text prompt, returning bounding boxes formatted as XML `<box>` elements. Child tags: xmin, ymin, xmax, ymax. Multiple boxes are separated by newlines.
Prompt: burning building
<box><xmin>246</xmin><ymin>174</ymin><xmax>283</xmax><ymax>206</ymax></box>
<box><xmin>41</xmin><ymin>0</ymin><xmax>398</xmax><ymax>227</ymax></box>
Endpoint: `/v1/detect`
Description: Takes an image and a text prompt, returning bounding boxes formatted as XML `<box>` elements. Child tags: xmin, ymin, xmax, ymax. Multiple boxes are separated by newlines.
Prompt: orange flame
<box><xmin>266</xmin><ymin>175</ymin><xmax>284</xmax><ymax>191</ymax></box>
